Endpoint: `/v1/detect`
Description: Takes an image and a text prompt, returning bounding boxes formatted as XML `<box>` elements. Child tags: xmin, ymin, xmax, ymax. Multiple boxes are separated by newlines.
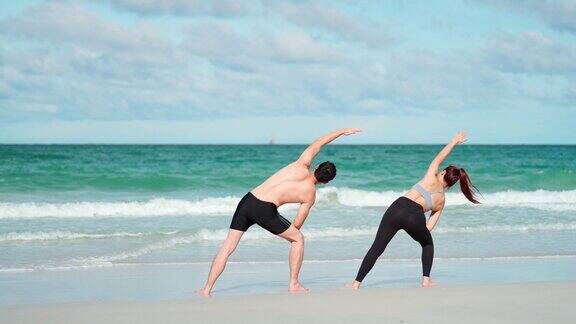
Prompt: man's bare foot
<box><xmin>421</xmin><ymin>277</ymin><xmax>437</xmax><ymax>288</ymax></box>
<box><xmin>197</xmin><ymin>288</ymin><xmax>211</xmax><ymax>298</ymax></box>
<box><xmin>288</xmin><ymin>282</ymin><xmax>309</xmax><ymax>293</ymax></box>
<box><xmin>345</xmin><ymin>281</ymin><xmax>361</xmax><ymax>290</ymax></box>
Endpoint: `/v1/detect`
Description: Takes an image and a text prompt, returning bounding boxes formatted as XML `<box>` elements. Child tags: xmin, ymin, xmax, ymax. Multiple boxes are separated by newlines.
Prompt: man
<box><xmin>198</xmin><ymin>128</ymin><xmax>361</xmax><ymax>297</ymax></box>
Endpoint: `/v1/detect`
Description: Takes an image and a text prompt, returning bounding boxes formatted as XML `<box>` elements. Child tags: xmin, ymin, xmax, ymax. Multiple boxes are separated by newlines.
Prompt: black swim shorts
<box><xmin>229</xmin><ymin>192</ymin><xmax>291</xmax><ymax>235</ymax></box>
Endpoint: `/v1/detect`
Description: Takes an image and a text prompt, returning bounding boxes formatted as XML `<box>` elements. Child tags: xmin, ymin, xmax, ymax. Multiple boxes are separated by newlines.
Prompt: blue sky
<box><xmin>0</xmin><ymin>0</ymin><xmax>575</xmax><ymax>144</ymax></box>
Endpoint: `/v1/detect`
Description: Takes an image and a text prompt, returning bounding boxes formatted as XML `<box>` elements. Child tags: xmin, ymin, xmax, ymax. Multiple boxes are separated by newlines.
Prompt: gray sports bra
<box><xmin>412</xmin><ymin>183</ymin><xmax>444</xmax><ymax>217</ymax></box>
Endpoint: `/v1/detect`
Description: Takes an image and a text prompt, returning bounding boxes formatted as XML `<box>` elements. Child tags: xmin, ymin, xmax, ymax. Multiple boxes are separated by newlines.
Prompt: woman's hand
<box><xmin>452</xmin><ymin>131</ymin><xmax>468</xmax><ymax>145</ymax></box>
<box><xmin>424</xmin><ymin>131</ymin><xmax>467</xmax><ymax>179</ymax></box>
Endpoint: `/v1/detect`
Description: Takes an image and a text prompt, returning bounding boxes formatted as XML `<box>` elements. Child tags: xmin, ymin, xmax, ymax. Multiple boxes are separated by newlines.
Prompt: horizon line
<box><xmin>1</xmin><ymin>143</ymin><xmax>574</xmax><ymax>146</ymax></box>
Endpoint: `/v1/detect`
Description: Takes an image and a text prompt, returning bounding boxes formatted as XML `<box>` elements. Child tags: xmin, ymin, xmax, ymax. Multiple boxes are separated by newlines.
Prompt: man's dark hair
<box><xmin>314</xmin><ymin>161</ymin><xmax>337</xmax><ymax>183</ymax></box>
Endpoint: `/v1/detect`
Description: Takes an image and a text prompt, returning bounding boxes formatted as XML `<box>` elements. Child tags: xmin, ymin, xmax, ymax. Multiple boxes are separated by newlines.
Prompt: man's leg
<box><xmin>198</xmin><ymin>229</ymin><xmax>244</xmax><ymax>297</ymax></box>
<box><xmin>277</xmin><ymin>225</ymin><xmax>307</xmax><ymax>292</ymax></box>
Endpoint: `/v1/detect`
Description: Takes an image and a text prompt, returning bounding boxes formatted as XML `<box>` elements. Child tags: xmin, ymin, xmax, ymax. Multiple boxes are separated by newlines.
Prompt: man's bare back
<box><xmin>251</xmin><ymin>162</ymin><xmax>316</xmax><ymax>207</ymax></box>
<box><xmin>252</xmin><ymin>128</ymin><xmax>360</xmax><ymax>229</ymax></box>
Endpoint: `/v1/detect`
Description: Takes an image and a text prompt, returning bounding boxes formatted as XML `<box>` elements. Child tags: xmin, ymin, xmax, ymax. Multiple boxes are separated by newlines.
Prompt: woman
<box><xmin>348</xmin><ymin>131</ymin><xmax>479</xmax><ymax>289</ymax></box>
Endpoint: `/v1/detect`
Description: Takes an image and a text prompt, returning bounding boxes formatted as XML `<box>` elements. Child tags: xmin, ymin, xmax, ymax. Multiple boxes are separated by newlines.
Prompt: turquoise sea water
<box><xmin>0</xmin><ymin>145</ymin><xmax>575</xmax><ymax>304</ymax></box>
<box><xmin>1</xmin><ymin>145</ymin><xmax>575</xmax><ymax>269</ymax></box>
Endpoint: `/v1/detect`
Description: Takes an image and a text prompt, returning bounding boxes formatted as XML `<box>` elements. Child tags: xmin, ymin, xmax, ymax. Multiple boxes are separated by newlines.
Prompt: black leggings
<box><xmin>355</xmin><ymin>197</ymin><xmax>434</xmax><ymax>282</ymax></box>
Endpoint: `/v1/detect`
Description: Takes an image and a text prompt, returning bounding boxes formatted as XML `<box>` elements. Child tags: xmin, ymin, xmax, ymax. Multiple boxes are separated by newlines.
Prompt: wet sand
<box><xmin>1</xmin><ymin>281</ymin><xmax>574</xmax><ymax>324</ymax></box>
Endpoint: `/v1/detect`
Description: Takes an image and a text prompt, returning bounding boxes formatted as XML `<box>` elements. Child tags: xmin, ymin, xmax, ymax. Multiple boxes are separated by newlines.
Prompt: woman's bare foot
<box><xmin>197</xmin><ymin>288</ymin><xmax>212</xmax><ymax>298</ymax></box>
<box><xmin>345</xmin><ymin>280</ymin><xmax>361</xmax><ymax>290</ymax></box>
<box><xmin>421</xmin><ymin>277</ymin><xmax>437</xmax><ymax>288</ymax></box>
<box><xmin>288</xmin><ymin>282</ymin><xmax>309</xmax><ymax>293</ymax></box>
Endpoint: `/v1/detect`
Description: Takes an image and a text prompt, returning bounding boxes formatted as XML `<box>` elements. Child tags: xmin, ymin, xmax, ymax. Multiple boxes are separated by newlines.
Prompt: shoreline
<box><xmin>3</xmin><ymin>254</ymin><xmax>576</xmax><ymax>273</ymax></box>
<box><xmin>2</xmin><ymin>281</ymin><xmax>574</xmax><ymax>323</ymax></box>
<box><xmin>1</xmin><ymin>255</ymin><xmax>575</xmax><ymax>307</ymax></box>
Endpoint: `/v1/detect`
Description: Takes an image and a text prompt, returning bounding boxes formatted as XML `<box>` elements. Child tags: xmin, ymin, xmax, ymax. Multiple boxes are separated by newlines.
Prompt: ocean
<box><xmin>1</xmin><ymin>145</ymin><xmax>575</xmax><ymax>304</ymax></box>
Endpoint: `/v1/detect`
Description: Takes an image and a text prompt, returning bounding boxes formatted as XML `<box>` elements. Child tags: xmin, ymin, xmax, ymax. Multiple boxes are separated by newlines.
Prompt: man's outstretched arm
<box><xmin>292</xmin><ymin>202</ymin><xmax>313</xmax><ymax>230</ymax></box>
<box><xmin>296</xmin><ymin>128</ymin><xmax>361</xmax><ymax>168</ymax></box>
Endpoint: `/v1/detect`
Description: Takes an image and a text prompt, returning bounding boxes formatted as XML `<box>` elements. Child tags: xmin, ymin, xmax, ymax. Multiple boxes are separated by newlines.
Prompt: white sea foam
<box><xmin>0</xmin><ymin>231</ymin><xmax>176</xmax><ymax>242</ymax></box>
<box><xmin>3</xmin><ymin>222</ymin><xmax>574</xmax><ymax>244</ymax></box>
<box><xmin>0</xmin><ymin>197</ymin><xmax>240</xmax><ymax>219</ymax></box>
<box><xmin>0</xmin><ymin>188</ymin><xmax>575</xmax><ymax>219</ymax></box>
<box><xmin>2</xmin><ymin>255</ymin><xmax>575</xmax><ymax>273</ymax></box>
<box><xmin>317</xmin><ymin>187</ymin><xmax>576</xmax><ymax>210</ymax></box>
<box><xmin>29</xmin><ymin>222</ymin><xmax>573</xmax><ymax>268</ymax></box>
<box><xmin>183</xmin><ymin>223</ymin><xmax>576</xmax><ymax>244</ymax></box>
<box><xmin>43</xmin><ymin>228</ymin><xmax>378</xmax><ymax>268</ymax></box>
<box><xmin>190</xmin><ymin>223</ymin><xmax>576</xmax><ymax>241</ymax></box>
<box><xmin>435</xmin><ymin>223</ymin><xmax>576</xmax><ymax>233</ymax></box>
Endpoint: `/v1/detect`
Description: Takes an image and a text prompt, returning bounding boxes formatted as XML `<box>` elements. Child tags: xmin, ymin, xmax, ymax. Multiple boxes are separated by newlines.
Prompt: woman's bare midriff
<box><xmin>404</xmin><ymin>189</ymin><xmax>428</xmax><ymax>212</ymax></box>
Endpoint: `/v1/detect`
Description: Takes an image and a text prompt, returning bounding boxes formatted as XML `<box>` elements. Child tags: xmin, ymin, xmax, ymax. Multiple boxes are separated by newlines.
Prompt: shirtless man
<box><xmin>198</xmin><ymin>128</ymin><xmax>361</xmax><ymax>297</ymax></box>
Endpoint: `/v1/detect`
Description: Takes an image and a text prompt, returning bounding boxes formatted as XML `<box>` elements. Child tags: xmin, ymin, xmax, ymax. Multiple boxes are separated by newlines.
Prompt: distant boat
<box><xmin>268</xmin><ymin>134</ymin><xmax>275</xmax><ymax>145</ymax></box>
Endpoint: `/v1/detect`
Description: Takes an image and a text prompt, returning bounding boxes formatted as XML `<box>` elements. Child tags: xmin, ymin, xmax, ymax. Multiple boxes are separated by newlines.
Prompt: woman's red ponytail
<box><xmin>458</xmin><ymin>168</ymin><xmax>480</xmax><ymax>204</ymax></box>
<box><xmin>443</xmin><ymin>165</ymin><xmax>480</xmax><ymax>204</ymax></box>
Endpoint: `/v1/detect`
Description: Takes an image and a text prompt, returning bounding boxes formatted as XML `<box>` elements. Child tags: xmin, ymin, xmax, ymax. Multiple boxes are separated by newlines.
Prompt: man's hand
<box><xmin>296</xmin><ymin>127</ymin><xmax>362</xmax><ymax>167</ymax></box>
<box><xmin>342</xmin><ymin>128</ymin><xmax>362</xmax><ymax>136</ymax></box>
<box><xmin>292</xmin><ymin>202</ymin><xmax>313</xmax><ymax>229</ymax></box>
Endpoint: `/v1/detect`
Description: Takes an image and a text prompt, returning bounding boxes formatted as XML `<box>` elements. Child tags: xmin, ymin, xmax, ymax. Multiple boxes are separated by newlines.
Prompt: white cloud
<box><xmin>1</xmin><ymin>2</ymin><xmax>165</xmax><ymax>50</ymax></box>
<box><xmin>18</xmin><ymin>103</ymin><xmax>60</xmax><ymax>113</ymax></box>
<box><xmin>271</xmin><ymin>1</ymin><xmax>394</xmax><ymax>48</ymax></box>
<box><xmin>481</xmin><ymin>0</ymin><xmax>576</xmax><ymax>34</ymax></box>
<box><xmin>183</xmin><ymin>21</ymin><xmax>342</xmax><ymax>64</ymax></box>
<box><xmin>0</xmin><ymin>0</ymin><xmax>573</xmax><ymax>132</ymax></box>
<box><xmin>101</xmin><ymin>0</ymin><xmax>262</xmax><ymax>17</ymax></box>
<box><xmin>487</xmin><ymin>32</ymin><xmax>576</xmax><ymax>74</ymax></box>
<box><xmin>0</xmin><ymin>1</ymin><xmax>196</xmax><ymax>121</ymax></box>
<box><xmin>98</xmin><ymin>0</ymin><xmax>394</xmax><ymax>48</ymax></box>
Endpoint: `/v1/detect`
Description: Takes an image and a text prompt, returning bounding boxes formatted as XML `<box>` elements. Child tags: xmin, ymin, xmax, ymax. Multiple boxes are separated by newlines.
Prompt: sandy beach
<box><xmin>2</xmin><ymin>0</ymin><xmax>576</xmax><ymax>322</ymax></box>
<box><xmin>1</xmin><ymin>281</ymin><xmax>574</xmax><ymax>324</ymax></box>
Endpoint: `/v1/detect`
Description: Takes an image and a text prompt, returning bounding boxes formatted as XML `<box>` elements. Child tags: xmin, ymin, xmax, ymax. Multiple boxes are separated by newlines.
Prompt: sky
<box><xmin>0</xmin><ymin>0</ymin><xmax>575</xmax><ymax>144</ymax></box>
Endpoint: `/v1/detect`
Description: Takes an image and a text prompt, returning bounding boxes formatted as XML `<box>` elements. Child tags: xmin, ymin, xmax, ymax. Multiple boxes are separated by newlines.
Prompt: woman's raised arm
<box><xmin>424</xmin><ymin>131</ymin><xmax>468</xmax><ymax>179</ymax></box>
